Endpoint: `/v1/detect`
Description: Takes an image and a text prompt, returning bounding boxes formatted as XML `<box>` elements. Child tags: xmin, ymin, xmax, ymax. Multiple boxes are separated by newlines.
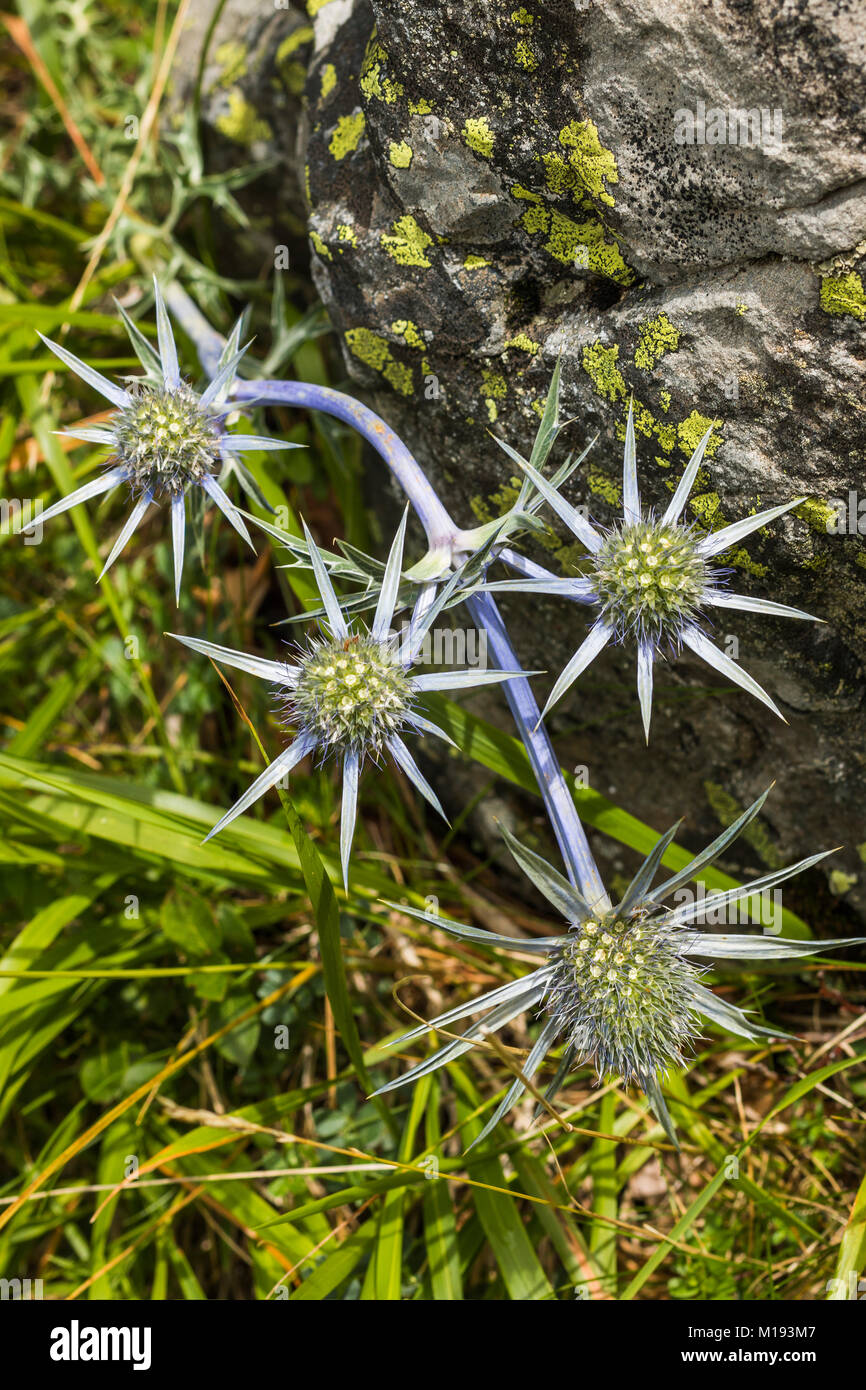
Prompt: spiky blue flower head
<box><xmin>485</xmin><ymin>400</ymin><xmax>819</xmax><ymax>739</ymax></box>
<box><xmin>375</xmin><ymin>790</ymin><xmax>860</xmax><ymax>1147</ymax></box>
<box><xmin>170</xmin><ymin>511</ymin><xmax>526</xmax><ymax>888</ymax></box>
<box><xmin>34</xmin><ymin>277</ymin><xmax>300</xmax><ymax>601</ymax></box>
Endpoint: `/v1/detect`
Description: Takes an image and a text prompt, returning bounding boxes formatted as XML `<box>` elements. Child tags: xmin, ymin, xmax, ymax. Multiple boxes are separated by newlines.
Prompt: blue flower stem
<box><xmin>163</xmin><ymin>282</ymin><xmax>455</xmax><ymax>553</ymax></box>
<box><xmin>467</xmin><ymin>590</ymin><xmax>609</xmax><ymax>910</ymax></box>
<box><xmin>168</xmin><ymin>279</ymin><xmax>607</xmax><ymax>905</ymax></box>
<box><xmin>234</xmin><ymin>379</ymin><xmax>455</xmax><ymax>551</ymax></box>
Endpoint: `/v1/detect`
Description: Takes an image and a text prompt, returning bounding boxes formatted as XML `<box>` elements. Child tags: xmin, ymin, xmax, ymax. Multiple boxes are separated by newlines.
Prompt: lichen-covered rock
<box><xmin>170</xmin><ymin>0</ymin><xmax>313</xmax><ymax>256</ymax></box>
<box><xmin>186</xmin><ymin>0</ymin><xmax>866</xmax><ymax>919</ymax></box>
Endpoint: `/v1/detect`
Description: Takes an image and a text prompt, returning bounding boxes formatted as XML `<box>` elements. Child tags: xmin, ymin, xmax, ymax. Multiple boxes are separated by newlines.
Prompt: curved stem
<box><xmin>235</xmin><ymin>379</ymin><xmax>455</xmax><ymax>550</ymax></box>
<box><xmin>167</xmin><ymin>278</ymin><xmax>606</xmax><ymax>903</ymax></box>
<box><xmin>467</xmin><ymin>590</ymin><xmax>609</xmax><ymax>910</ymax></box>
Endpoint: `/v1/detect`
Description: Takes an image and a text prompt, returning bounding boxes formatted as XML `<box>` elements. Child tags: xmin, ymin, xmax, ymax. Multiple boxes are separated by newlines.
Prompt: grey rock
<box><xmin>183</xmin><ymin>0</ymin><xmax>866</xmax><ymax>920</ymax></box>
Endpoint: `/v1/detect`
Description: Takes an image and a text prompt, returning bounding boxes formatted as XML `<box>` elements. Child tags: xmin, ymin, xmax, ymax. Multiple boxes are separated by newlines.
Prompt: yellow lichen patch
<box><xmin>513</xmin><ymin>40</ymin><xmax>537</xmax><ymax>70</ymax></box>
<box><xmin>276</xmin><ymin>26</ymin><xmax>313</xmax><ymax>61</ymax></box>
<box><xmin>542</xmin><ymin>152</ymin><xmax>576</xmax><ymax>197</ymax></box>
<box><xmin>677</xmin><ymin>410</ymin><xmax>722</xmax><ymax>458</ymax></box>
<box><xmin>360</xmin><ymin>32</ymin><xmax>404</xmax><ymax>104</ymax></box>
<box><xmin>819</xmin><ymin>271</ymin><xmax>866</xmax><ymax>322</ymax></box>
<box><xmin>481</xmin><ymin>370</ymin><xmax>507</xmax><ymax>399</ymax></box>
<box><xmin>215</xmin><ymin>42</ymin><xmax>247</xmax><ymax>86</ymax></box>
<box><xmin>215</xmin><ymin>92</ymin><xmax>272</xmax><ymax>146</ymax></box>
<box><xmin>463</xmin><ymin>253</ymin><xmax>491</xmax><ymax>269</ymax></box>
<box><xmin>586</xmin><ymin>465</ymin><xmax>621</xmax><ymax>506</ymax></box>
<box><xmin>504</xmin><ymin>333</ymin><xmax>540</xmax><ymax>354</ymax></box>
<box><xmin>388</xmin><ymin>140</ymin><xmax>413</xmax><ymax>168</ymax></box>
<box><xmin>381</xmin><ymin>215</ymin><xmax>433</xmax><ymax>268</ymax></box>
<box><xmin>511</xmin><ymin>7</ymin><xmax>534</xmax><ymax>23</ymax></box>
<box><xmin>481</xmin><ymin>369</ymin><xmax>507</xmax><ymax>424</ymax></box>
<box><xmin>319</xmin><ymin>63</ymin><xmax>337</xmax><ymax>101</ymax></box>
<box><xmin>408</xmin><ymin>97</ymin><xmax>433</xmax><ymax>115</ymax></box>
<box><xmin>558</xmin><ymin>120</ymin><xmax>619</xmax><ymax>207</ymax></box>
<box><xmin>654</xmin><ymin>420</ymin><xmax>677</xmax><ymax>453</ymax></box>
<box><xmin>660</xmin><ymin>390</ymin><xmax>671</xmax><ymax>413</ymax></box>
<box><xmin>389</xmin><ymin>320</ymin><xmax>424</xmax><ymax>352</ymax></box>
<box><xmin>336</xmin><ymin>223</ymin><xmax>358</xmax><ymax>247</ymax></box>
<box><xmin>730</xmin><ymin>548</ymin><xmax>768</xmax><ymax>578</ymax></box>
<box><xmin>462</xmin><ymin>116</ymin><xmax>495</xmax><ymax>158</ymax></box>
<box><xmin>581</xmin><ymin>341</ymin><xmax>627</xmax><ymax>403</ymax></box>
<box><xmin>688</xmin><ymin>492</ymin><xmax>725</xmax><ymax>531</ymax></box>
<box><xmin>307</xmin><ymin>0</ymin><xmax>337</xmax><ymax>15</ymax></box>
<box><xmin>512</xmin><ymin>191</ymin><xmax>633</xmax><ymax>282</ymax></box>
<box><xmin>634</xmin><ymin>312</ymin><xmax>680</xmax><ymax>370</ymax></box>
<box><xmin>329</xmin><ymin>111</ymin><xmax>365</xmax><ymax>161</ymax></box>
<box><xmin>309</xmin><ymin>230</ymin><xmax>332</xmax><ymax>261</ymax></box>
<box><xmin>795</xmin><ymin>498</ymin><xmax>838</xmax><ymax>533</ymax></box>
<box><xmin>344</xmin><ymin>328</ymin><xmax>413</xmax><ymax>395</ymax></box>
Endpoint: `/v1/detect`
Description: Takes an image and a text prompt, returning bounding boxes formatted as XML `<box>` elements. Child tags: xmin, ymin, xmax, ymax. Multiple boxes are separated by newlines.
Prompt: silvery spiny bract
<box><xmin>376</xmin><ymin>789</ymin><xmax>862</xmax><ymax>1146</ymax></box>
<box><xmin>170</xmin><ymin>511</ymin><xmax>525</xmax><ymax>887</ymax></box>
<box><xmin>486</xmin><ymin>401</ymin><xmax>818</xmax><ymax>739</ymax></box>
<box><xmin>34</xmin><ymin>278</ymin><xmax>300</xmax><ymax>601</ymax></box>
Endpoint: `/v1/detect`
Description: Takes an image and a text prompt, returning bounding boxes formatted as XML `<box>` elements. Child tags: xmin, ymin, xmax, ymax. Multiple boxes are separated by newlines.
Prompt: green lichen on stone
<box><xmin>829</xmin><ymin>869</ymin><xmax>858</xmax><ymax>896</ymax></box>
<box><xmin>581</xmin><ymin>340</ymin><xmax>627</xmax><ymax>403</ymax></box>
<box><xmin>551</xmin><ymin>541</ymin><xmax>590</xmax><ymax>573</ymax></box>
<box><xmin>462</xmin><ymin>116</ymin><xmax>495</xmax><ymax>158</ymax></box>
<box><xmin>558</xmin><ymin>120</ymin><xmax>619</xmax><ymax>207</ymax></box>
<box><xmin>481</xmin><ymin>369</ymin><xmax>507</xmax><ymax>422</ymax></box>
<box><xmin>320</xmin><ymin>63</ymin><xmax>337</xmax><ymax>101</ymax></box>
<box><xmin>796</xmin><ymin>498</ymin><xmax>838</xmax><ymax>533</ymax></box>
<box><xmin>513</xmin><ymin>40</ymin><xmax>537</xmax><ymax>70</ymax></box>
<box><xmin>277</xmin><ymin>27</ymin><xmax>313</xmax><ymax>59</ymax></box>
<box><xmin>215</xmin><ymin>42</ymin><xmax>247</xmax><ymax>86</ymax></box>
<box><xmin>504</xmin><ymin>333</ymin><xmax>540</xmax><ymax>354</ymax></box>
<box><xmin>360</xmin><ymin>31</ymin><xmax>404</xmax><ymax>104</ymax></box>
<box><xmin>388</xmin><ymin>140</ymin><xmax>413</xmax><ymax>168</ymax></box>
<box><xmin>329</xmin><ymin>111</ymin><xmax>365</xmax><ymax>161</ymax></box>
<box><xmin>634</xmin><ymin>313</ymin><xmax>680</xmax><ymax>371</ymax></box>
<box><xmin>381</xmin><ymin>215</ymin><xmax>433</xmax><ymax>268</ymax></box>
<box><xmin>704</xmin><ymin>782</ymin><xmax>783</xmax><ymax>870</ymax></box>
<box><xmin>309</xmin><ymin>230</ymin><xmax>332</xmax><ymax>262</ymax></box>
<box><xmin>307</xmin><ymin>0</ymin><xmax>337</xmax><ymax>14</ymax></box>
<box><xmin>408</xmin><ymin>97</ymin><xmax>433</xmax><ymax>115</ymax></box>
<box><xmin>463</xmin><ymin>253</ymin><xmax>491</xmax><ymax>269</ymax></box>
<box><xmin>654</xmin><ymin>420</ymin><xmax>677</xmax><ymax>453</ymax></box>
<box><xmin>215</xmin><ymin>91</ymin><xmax>272</xmax><ymax>146</ymax></box>
<box><xmin>511</xmin><ymin>6</ymin><xmax>535</xmax><ymax>22</ymax></box>
<box><xmin>586</xmin><ymin>465</ymin><xmax>621</xmax><ymax>506</ymax></box>
<box><xmin>677</xmin><ymin>410</ymin><xmax>722</xmax><ymax>458</ymax></box>
<box><xmin>344</xmin><ymin>327</ymin><xmax>413</xmax><ymax>396</ymax></box>
<box><xmin>660</xmin><ymin>390</ymin><xmax>671</xmax><ymax>413</ymax></box>
<box><xmin>276</xmin><ymin>22</ymin><xmax>312</xmax><ymax>93</ymax></box>
<box><xmin>819</xmin><ymin>271</ymin><xmax>866</xmax><ymax>322</ymax></box>
<box><xmin>541</xmin><ymin>152</ymin><xmax>575</xmax><ymax>197</ymax></box>
<box><xmin>688</xmin><ymin>491</ymin><xmax>724</xmax><ymax>530</ymax></box>
<box><xmin>481</xmin><ymin>371</ymin><xmax>507</xmax><ymax>399</ymax></box>
<box><xmin>280</xmin><ymin>61</ymin><xmax>307</xmax><ymax>96</ymax></box>
<box><xmin>336</xmin><ymin>223</ymin><xmax>358</xmax><ymax>247</ymax></box>
<box><xmin>729</xmin><ymin>548</ymin><xmax>768</xmax><ymax>578</ymax></box>
<box><xmin>390</xmin><ymin>318</ymin><xmax>426</xmax><ymax>350</ymax></box>
<box><xmin>513</xmin><ymin>196</ymin><xmax>633</xmax><ymax>282</ymax></box>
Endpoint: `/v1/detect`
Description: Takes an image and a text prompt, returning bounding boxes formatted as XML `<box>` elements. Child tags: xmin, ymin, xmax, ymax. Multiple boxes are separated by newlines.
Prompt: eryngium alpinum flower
<box><xmin>170</xmin><ymin>511</ymin><xmax>524</xmax><ymax>887</ymax></box>
<box><xmin>485</xmin><ymin>401</ymin><xmax>818</xmax><ymax>739</ymax></box>
<box><xmin>34</xmin><ymin>278</ymin><xmax>299</xmax><ymax>600</ymax></box>
<box><xmin>376</xmin><ymin>790</ymin><xmax>861</xmax><ymax>1146</ymax></box>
